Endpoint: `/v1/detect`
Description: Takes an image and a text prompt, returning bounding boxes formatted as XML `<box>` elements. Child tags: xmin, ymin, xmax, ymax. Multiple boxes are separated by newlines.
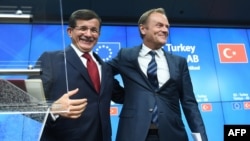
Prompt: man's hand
<box><xmin>50</xmin><ymin>88</ymin><xmax>88</xmax><ymax>119</ymax></box>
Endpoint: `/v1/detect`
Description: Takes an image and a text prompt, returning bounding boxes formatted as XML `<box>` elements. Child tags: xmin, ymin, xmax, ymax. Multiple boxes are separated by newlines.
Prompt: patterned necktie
<box><xmin>82</xmin><ymin>52</ymin><xmax>100</xmax><ymax>93</ymax></box>
<box><xmin>147</xmin><ymin>51</ymin><xmax>159</xmax><ymax>125</ymax></box>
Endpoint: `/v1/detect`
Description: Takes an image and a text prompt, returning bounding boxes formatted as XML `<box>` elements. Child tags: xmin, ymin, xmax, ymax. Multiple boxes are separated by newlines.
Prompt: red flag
<box><xmin>243</xmin><ymin>101</ymin><xmax>250</xmax><ymax>109</ymax></box>
<box><xmin>217</xmin><ymin>43</ymin><xmax>248</xmax><ymax>63</ymax></box>
<box><xmin>201</xmin><ymin>103</ymin><xmax>212</xmax><ymax>112</ymax></box>
<box><xmin>110</xmin><ymin>107</ymin><xmax>118</xmax><ymax>115</ymax></box>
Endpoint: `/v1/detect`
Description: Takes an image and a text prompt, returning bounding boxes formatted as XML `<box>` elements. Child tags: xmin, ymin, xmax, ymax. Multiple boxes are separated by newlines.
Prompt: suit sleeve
<box><xmin>108</xmin><ymin>49</ymin><xmax>125</xmax><ymax>104</ymax></box>
<box><xmin>178</xmin><ymin>58</ymin><xmax>208</xmax><ymax>141</ymax></box>
<box><xmin>107</xmin><ymin>48</ymin><xmax>123</xmax><ymax>75</ymax></box>
<box><xmin>29</xmin><ymin>52</ymin><xmax>54</xmax><ymax>99</ymax></box>
<box><xmin>29</xmin><ymin>52</ymin><xmax>58</xmax><ymax>124</ymax></box>
<box><xmin>111</xmin><ymin>78</ymin><xmax>124</xmax><ymax>104</ymax></box>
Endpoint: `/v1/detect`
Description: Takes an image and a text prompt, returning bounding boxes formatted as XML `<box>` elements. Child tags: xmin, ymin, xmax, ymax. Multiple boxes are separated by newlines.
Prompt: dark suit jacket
<box><xmin>108</xmin><ymin>45</ymin><xmax>208</xmax><ymax>141</ymax></box>
<box><xmin>31</xmin><ymin>46</ymin><xmax>123</xmax><ymax>141</ymax></box>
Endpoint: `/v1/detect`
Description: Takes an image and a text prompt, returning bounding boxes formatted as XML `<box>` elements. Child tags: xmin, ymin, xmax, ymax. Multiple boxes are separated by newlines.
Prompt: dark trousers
<box><xmin>145</xmin><ymin>129</ymin><xmax>159</xmax><ymax>141</ymax></box>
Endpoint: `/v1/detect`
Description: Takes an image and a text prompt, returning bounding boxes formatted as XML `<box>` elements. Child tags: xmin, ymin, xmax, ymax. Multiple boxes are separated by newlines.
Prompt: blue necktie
<box><xmin>147</xmin><ymin>51</ymin><xmax>158</xmax><ymax>125</ymax></box>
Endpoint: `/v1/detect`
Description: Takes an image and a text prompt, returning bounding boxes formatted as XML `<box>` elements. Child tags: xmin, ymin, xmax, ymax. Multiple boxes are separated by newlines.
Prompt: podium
<box><xmin>0</xmin><ymin>1</ymin><xmax>67</xmax><ymax>140</ymax></box>
<box><xmin>0</xmin><ymin>78</ymin><xmax>50</xmax><ymax>141</ymax></box>
<box><xmin>0</xmin><ymin>69</ymin><xmax>65</xmax><ymax>141</ymax></box>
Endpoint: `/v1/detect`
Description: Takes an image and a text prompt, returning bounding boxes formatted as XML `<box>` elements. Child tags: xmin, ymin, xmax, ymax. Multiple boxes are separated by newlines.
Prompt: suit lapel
<box><xmin>65</xmin><ymin>46</ymin><xmax>94</xmax><ymax>89</ymax></box>
<box><xmin>132</xmin><ymin>45</ymin><xmax>147</xmax><ymax>77</ymax></box>
<box><xmin>160</xmin><ymin>50</ymin><xmax>176</xmax><ymax>89</ymax></box>
<box><xmin>131</xmin><ymin>45</ymin><xmax>155</xmax><ymax>90</ymax></box>
<box><xmin>164</xmin><ymin>51</ymin><xmax>176</xmax><ymax>79</ymax></box>
<box><xmin>93</xmin><ymin>52</ymin><xmax>106</xmax><ymax>95</ymax></box>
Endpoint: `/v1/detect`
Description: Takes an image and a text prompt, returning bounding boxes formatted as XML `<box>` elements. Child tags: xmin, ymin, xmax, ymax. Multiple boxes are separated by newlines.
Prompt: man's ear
<box><xmin>67</xmin><ymin>27</ymin><xmax>73</xmax><ymax>37</ymax></box>
<box><xmin>139</xmin><ymin>24</ymin><xmax>146</xmax><ymax>36</ymax></box>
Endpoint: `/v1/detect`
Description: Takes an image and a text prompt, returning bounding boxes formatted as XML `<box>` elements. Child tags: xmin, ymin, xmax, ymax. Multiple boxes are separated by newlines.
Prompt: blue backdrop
<box><xmin>0</xmin><ymin>23</ymin><xmax>249</xmax><ymax>141</ymax></box>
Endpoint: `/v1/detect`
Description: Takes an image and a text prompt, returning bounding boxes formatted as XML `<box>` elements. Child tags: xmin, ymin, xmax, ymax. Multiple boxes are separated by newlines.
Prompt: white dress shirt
<box><xmin>138</xmin><ymin>44</ymin><xmax>170</xmax><ymax>88</ymax></box>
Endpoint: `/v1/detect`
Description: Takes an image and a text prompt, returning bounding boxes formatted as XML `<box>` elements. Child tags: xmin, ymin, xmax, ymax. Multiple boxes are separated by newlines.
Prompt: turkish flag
<box><xmin>217</xmin><ymin>43</ymin><xmax>248</xmax><ymax>63</ymax></box>
<box><xmin>244</xmin><ymin>101</ymin><xmax>250</xmax><ymax>109</ymax></box>
<box><xmin>110</xmin><ymin>107</ymin><xmax>118</xmax><ymax>115</ymax></box>
<box><xmin>201</xmin><ymin>103</ymin><xmax>212</xmax><ymax>112</ymax></box>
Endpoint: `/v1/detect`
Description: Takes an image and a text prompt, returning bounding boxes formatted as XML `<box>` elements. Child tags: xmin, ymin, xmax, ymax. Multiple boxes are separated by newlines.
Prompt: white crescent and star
<box><xmin>223</xmin><ymin>48</ymin><xmax>237</xmax><ymax>58</ymax></box>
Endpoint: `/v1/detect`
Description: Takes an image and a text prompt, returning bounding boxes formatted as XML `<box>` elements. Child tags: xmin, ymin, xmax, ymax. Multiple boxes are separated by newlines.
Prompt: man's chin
<box><xmin>158</xmin><ymin>41</ymin><xmax>166</xmax><ymax>46</ymax></box>
<box><xmin>78</xmin><ymin>45</ymin><xmax>94</xmax><ymax>52</ymax></box>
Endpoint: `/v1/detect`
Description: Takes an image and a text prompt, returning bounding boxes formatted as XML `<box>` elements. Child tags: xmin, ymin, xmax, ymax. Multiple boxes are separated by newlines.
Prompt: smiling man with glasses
<box><xmin>31</xmin><ymin>9</ymin><xmax>124</xmax><ymax>141</ymax></box>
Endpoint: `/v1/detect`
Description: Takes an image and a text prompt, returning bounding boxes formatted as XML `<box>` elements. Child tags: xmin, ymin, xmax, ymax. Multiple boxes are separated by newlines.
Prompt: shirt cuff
<box><xmin>50</xmin><ymin>112</ymin><xmax>60</xmax><ymax>121</ymax></box>
<box><xmin>191</xmin><ymin>132</ymin><xmax>202</xmax><ymax>141</ymax></box>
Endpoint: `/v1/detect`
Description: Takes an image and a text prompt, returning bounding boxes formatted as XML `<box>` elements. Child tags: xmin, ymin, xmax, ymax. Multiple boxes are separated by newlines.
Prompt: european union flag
<box><xmin>94</xmin><ymin>42</ymin><xmax>121</xmax><ymax>62</ymax></box>
<box><xmin>232</xmin><ymin>102</ymin><xmax>242</xmax><ymax>110</ymax></box>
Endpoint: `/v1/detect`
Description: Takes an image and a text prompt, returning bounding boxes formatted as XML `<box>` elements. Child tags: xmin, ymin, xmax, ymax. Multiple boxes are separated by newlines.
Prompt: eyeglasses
<box><xmin>73</xmin><ymin>26</ymin><xmax>99</xmax><ymax>34</ymax></box>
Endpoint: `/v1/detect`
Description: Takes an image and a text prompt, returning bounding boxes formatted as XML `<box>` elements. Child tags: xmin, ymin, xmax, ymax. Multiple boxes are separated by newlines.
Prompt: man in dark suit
<box><xmin>108</xmin><ymin>8</ymin><xmax>208</xmax><ymax>141</ymax></box>
<box><xmin>31</xmin><ymin>9</ymin><xmax>123</xmax><ymax>141</ymax></box>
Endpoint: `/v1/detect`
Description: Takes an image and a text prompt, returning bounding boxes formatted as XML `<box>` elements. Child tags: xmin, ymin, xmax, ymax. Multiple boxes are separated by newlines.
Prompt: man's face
<box><xmin>140</xmin><ymin>12</ymin><xmax>169</xmax><ymax>49</ymax></box>
<box><xmin>67</xmin><ymin>19</ymin><xmax>100</xmax><ymax>52</ymax></box>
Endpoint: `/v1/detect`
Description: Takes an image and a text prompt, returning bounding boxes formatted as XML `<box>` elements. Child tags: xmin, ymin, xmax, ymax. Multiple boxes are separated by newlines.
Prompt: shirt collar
<box><xmin>71</xmin><ymin>43</ymin><xmax>94</xmax><ymax>58</ymax></box>
<box><xmin>141</xmin><ymin>44</ymin><xmax>164</xmax><ymax>57</ymax></box>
